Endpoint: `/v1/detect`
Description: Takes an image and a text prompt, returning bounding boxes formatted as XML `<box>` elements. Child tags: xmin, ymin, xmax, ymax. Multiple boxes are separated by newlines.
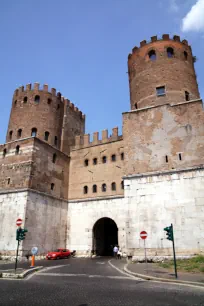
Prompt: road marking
<box><xmin>108</xmin><ymin>260</ymin><xmax>144</xmax><ymax>281</ymax></box>
<box><xmin>36</xmin><ymin>272</ymin><xmax>135</xmax><ymax>280</ymax></box>
<box><xmin>96</xmin><ymin>262</ymin><xmax>105</xmax><ymax>264</ymax></box>
<box><xmin>38</xmin><ymin>264</ymin><xmax>70</xmax><ymax>273</ymax></box>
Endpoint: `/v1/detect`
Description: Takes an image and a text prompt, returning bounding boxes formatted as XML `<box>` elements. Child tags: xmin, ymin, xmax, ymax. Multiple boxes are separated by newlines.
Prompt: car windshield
<box><xmin>53</xmin><ymin>249</ymin><xmax>61</xmax><ymax>252</ymax></box>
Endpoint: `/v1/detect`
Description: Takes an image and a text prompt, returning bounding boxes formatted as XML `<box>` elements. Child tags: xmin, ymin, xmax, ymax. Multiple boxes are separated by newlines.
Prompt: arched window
<box><xmin>121</xmin><ymin>180</ymin><xmax>124</xmax><ymax>190</ymax></box>
<box><xmin>185</xmin><ymin>91</ymin><xmax>190</xmax><ymax>101</ymax></box>
<box><xmin>17</xmin><ymin>129</ymin><xmax>22</xmax><ymax>138</ymax></box>
<box><xmin>3</xmin><ymin>148</ymin><xmax>7</xmax><ymax>158</ymax></box>
<box><xmin>84</xmin><ymin>159</ymin><xmax>89</xmax><ymax>166</ymax></box>
<box><xmin>34</xmin><ymin>95</ymin><xmax>40</xmax><ymax>103</ymax></box>
<box><xmin>51</xmin><ymin>183</ymin><xmax>55</xmax><ymax>190</ymax></box>
<box><xmin>102</xmin><ymin>156</ymin><xmax>107</xmax><ymax>164</ymax></box>
<box><xmin>44</xmin><ymin>131</ymin><xmax>50</xmax><ymax>141</ymax></box>
<box><xmin>184</xmin><ymin>51</ymin><xmax>188</xmax><ymax>60</ymax></box>
<box><xmin>111</xmin><ymin>154</ymin><xmax>116</xmax><ymax>162</ymax></box>
<box><xmin>102</xmin><ymin>183</ymin><xmax>107</xmax><ymax>192</ymax></box>
<box><xmin>135</xmin><ymin>103</ymin><xmax>138</xmax><ymax>109</ymax></box>
<box><xmin>84</xmin><ymin>186</ymin><xmax>88</xmax><ymax>194</ymax></box>
<box><xmin>23</xmin><ymin>96</ymin><xmax>28</xmax><ymax>103</ymax></box>
<box><xmin>31</xmin><ymin>128</ymin><xmax>37</xmax><ymax>137</ymax></box>
<box><xmin>93</xmin><ymin>158</ymin><xmax>97</xmax><ymax>165</ymax></box>
<box><xmin>148</xmin><ymin>50</ymin><xmax>156</xmax><ymax>61</ymax></box>
<box><xmin>9</xmin><ymin>131</ymin><xmax>13</xmax><ymax>140</ymax></box>
<box><xmin>121</xmin><ymin>152</ymin><xmax>124</xmax><ymax>160</ymax></box>
<box><xmin>111</xmin><ymin>182</ymin><xmax>116</xmax><ymax>191</ymax></box>
<box><xmin>93</xmin><ymin>185</ymin><xmax>97</xmax><ymax>193</ymax></box>
<box><xmin>54</xmin><ymin>136</ymin><xmax>58</xmax><ymax>146</ymax></box>
<box><xmin>167</xmin><ymin>47</ymin><xmax>174</xmax><ymax>58</ymax></box>
<box><xmin>15</xmin><ymin>145</ymin><xmax>20</xmax><ymax>155</ymax></box>
<box><xmin>52</xmin><ymin>153</ymin><xmax>57</xmax><ymax>164</ymax></box>
<box><xmin>47</xmin><ymin>98</ymin><xmax>52</xmax><ymax>105</ymax></box>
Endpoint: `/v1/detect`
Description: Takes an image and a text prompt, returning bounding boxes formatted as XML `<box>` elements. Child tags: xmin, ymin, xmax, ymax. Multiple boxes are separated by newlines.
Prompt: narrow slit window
<box><xmin>17</xmin><ymin>129</ymin><xmax>22</xmax><ymax>138</ymax></box>
<box><xmin>121</xmin><ymin>153</ymin><xmax>124</xmax><ymax>160</ymax></box>
<box><xmin>179</xmin><ymin>153</ymin><xmax>182</xmax><ymax>161</ymax></box>
<box><xmin>7</xmin><ymin>178</ymin><xmax>10</xmax><ymax>185</ymax></box>
<box><xmin>15</xmin><ymin>145</ymin><xmax>20</xmax><ymax>155</ymax></box>
<box><xmin>165</xmin><ymin>155</ymin><xmax>168</xmax><ymax>163</ymax></box>
<box><xmin>34</xmin><ymin>95</ymin><xmax>40</xmax><ymax>103</ymax></box>
<box><xmin>84</xmin><ymin>159</ymin><xmax>89</xmax><ymax>166</ymax></box>
<box><xmin>54</xmin><ymin>136</ymin><xmax>58</xmax><ymax>146</ymax></box>
<box><xmin>111</xmin><ymin>154</ymin><xmax>116</xmax><ymax>162</ymax></box>
<box><xmin>9</xmin><ymin>131</ymin><xmax>13</xmax><ymax>140</ymax></box>
<box><xmin>135</xmin><ymin>103</ymin><xmax>138</xmax><ymax>109</ymax></box>
<box><xmin>184</xmin><ymin>51</ymin><xmax>188</xmax><ymax>60</ymax></box>
<box><xmin>93</xmin><ymin>158</ymin><xmax>97</xmax><ymax>165</ymax></box>
<box><xmin>111</xmin><ymin>182</ymin><xmax>116</xmax><ymax>191</ymax></box>
<box><xmin>44</xmin><ymin>131</ymin><xmax>50</xmax><ymax>141</ymax></box>
<box><xmin>84</xmin><ymin>186</ymin><xmax>88</xmax><ymax>194</ymax></box>
<box><xmin>3</xmin><ymin>148</ymin><xmax>7</xmax><ymax>158</ymax></box>
<box><xmin>31</xmin><ymin>128</ymin><xmax>37</xmax><ymax>137</ymax></box>
<box><xmin>47</xmin><ymin>98</ymin><xmax>52</xmax><ymax>105</ymax></box>
<box><xmin>102</xmin><ymin>156</ymin><xmax>107</xmax><ymax>164</ymax></box>
<box><xmin>185</xmin><ymin>91</ymin><xmax>190</xmax><ymax>101</ymax></box>
<box><xmin>51</xmin><ymin>183</ymin><xmax>55</xmax><ymax>190</ymax></box>
<box><xmin>93</xmin><ymin>185</ymin><xmax>97</xmax><ymax>193</ymax></box>
<box><xmin>121</xmin><ymin>181</ymin><xmax>124</xmax><ymax>190</ymax></box>
<box><xmin>102</xmin><ymin>184</ymin><xmax>107</xmax><ymax>192</ymax></box>
<box><xmin>52</xmin><ymin>153</ymin><xmax>57</xmax><ymax>163</ymax></box>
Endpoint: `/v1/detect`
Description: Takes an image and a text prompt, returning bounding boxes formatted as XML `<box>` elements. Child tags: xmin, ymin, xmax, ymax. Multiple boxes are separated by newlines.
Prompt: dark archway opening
<box><xmin>93</xmin><ymin>217</ymin><xmax>118</xmax><ymax>256</ymax></box>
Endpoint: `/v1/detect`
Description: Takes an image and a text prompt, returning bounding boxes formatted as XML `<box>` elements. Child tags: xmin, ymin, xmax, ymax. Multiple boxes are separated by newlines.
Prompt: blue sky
<box><xmin>0</xmin><ymin>0</ymin><xmax>204</xmax><ymax>143</ymax></box>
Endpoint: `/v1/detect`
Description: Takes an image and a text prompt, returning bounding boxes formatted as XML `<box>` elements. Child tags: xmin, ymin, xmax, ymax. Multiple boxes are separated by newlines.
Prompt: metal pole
<box><xmin>144</xmin><ymin>239</ymin><xmax>148</xmax><ymax>273</ymax></box>
<box><xmin>171</xmin><ymin>223</ymin><xmax>178</xmax><ymax>279</ymax></box>
<box><xmin>15</xmin><ymin>239</ymin><xmax>20</xmax><ymax>273</ymax></box>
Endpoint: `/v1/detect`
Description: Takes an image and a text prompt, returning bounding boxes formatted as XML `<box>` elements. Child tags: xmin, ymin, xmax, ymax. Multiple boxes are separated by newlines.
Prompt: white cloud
<box><xmin>169</xmin><ymin>0</ymin><xmax>179</xmax><ymax>12</ymax></box>
<box><xmin>182</xmin><ymin>0</ymin><xmax>204</xmax><ymax>32</ymax></box>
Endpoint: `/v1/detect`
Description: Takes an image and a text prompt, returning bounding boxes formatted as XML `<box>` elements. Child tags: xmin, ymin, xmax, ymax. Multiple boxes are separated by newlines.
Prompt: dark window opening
<box><xmin>9</xmin><ymin>131</ymin><xmax>13</xmax><ymax>140</ymax></box>
<box><xmin>44</xmin><ymin>131</ymin><xmax>50</xmax><ymax>141</ymax></box>
<box><xmin>102</xmin><ymin>156</ymin><xmax>107</xmax><ymax>164</ymax></box>
<box><xmin>148</xmin><ymin>50</ymin><xmax>156</xmax><ymax>61</ymax></box>
<box><xmin>165</xmin><ymin>155</ymin><xmax>168</xmax><ymax>163</ymax></box>
<box><xmin>15</xmin><ymin>145</ymin><xmax>20</xmax><ymax>155</ymax></box>
<box><xmin>156</xmin><ymin>86</ymin><xmax>166</xmax><ymax>96</ymax></box>
<box><xmin>135</xmin><ymin>103</ymin><xmax>138</xmax><ymax>109</ymax></box>
<box><xmin>84</xmin><ymin>186</ymin><xmax>88</xmax><ymax>194</ymax></box>
<box><xmin>23</xmin><ymin>96</ymin><xmax>28</xmax><ymax>103</ymax></box>
<box><xmin>52</xmin><ymin>153</ymin><xmax>57</xmax><ymax>163</ymax></box>
<box><xmin>184</xmin><ymin>51</ymin><xmax>188</xmax><ymax>60</ymax></box>
<box><xmin>31</xmin><ymin>128</ymin><xmax>37</xmax><ymax>137</ymax></box>
<box><xmin>121</xmin><ymin>153</ymin><xmax>124</xmax><ymax>160</ymax></box>
<box><xmin>57</xmin><ymin>104</ymin><xmax>60</xmax><ymax>109</ymax></box>
<box><xmin>93</xmin><ymin>185</ymin><xmax>97</xmax><ymax>193</ymax></box>
<box><xmin>102</xmin><ymin>184</ymin><xmax>107</xmax><ymax>192</ymax></box>
<box><xmin>14</xmin><ymin>100</ymin><xmax>17</xmax><ymax>106</ymax></box>
<box><xmin>167</xmin><ymin>47</ymin><xmax>174</xmax><ymax>58</ymax></box>
<box><xmin>179</xmin><ymin>153</ymin><xmax>182</xmax><ymax>161</ymax></box>
<box><xmin>111</xmin><ymin>182</ymin><xmax>116</xmax><ymax>191</ymax></box>
<box><xmin>34</xmin><ymin>95</ymin><xmax>40</xmax><ymax>103</ymax></box>
<box><xmin>111</xmin><ymin>154</ymin><xmax>116</xmax><ymax>162</ymax></box>
<box><xmin>93</xmin><ymin>158</ymin><xmax>97</xmax><ymax>165</ymax></box>
<box><xmin>3</xmin><ymin>149</ymin><xmax>7</xmax><ymax>158</ymax></box>
<box><xmin>17</xmin><ymin>129</ymin><xmax>22</xmax><ymax>138</ymax></box>
<box><xmin>47</xmin><ymin>98</ymin><xmax>52</xmax><ymax>104</ymax></box>
<box><xmin>121</xmin><ymin>181</ymin><xmax>124</xmax><ymax>190</ymax></box>
<box><xmin>84</xmin><ymin>159</ymin><xmax>89</xmax><ymax>166</ymax></box>
<box><xmin>185</xmin><ymin>91</ymin><xmax>190</xmax><ymax>101</ymax></box>
<box><xmin>51</xmin><ymin>183</ymin><xmax>55</xmax><ymax>190</ymax></box>
<box><xmin>7</xmin><ymin>178</ymin><xmax>10</xmax><ymax>185</ymax></box>
<box><xmin>54</xmin><ymin>136</ymin><xmax>58</xmax><ymax>146</ymax></box>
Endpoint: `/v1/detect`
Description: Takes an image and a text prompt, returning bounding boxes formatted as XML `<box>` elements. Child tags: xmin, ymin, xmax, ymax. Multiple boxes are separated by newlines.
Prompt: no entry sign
<box><xmin>140</xmin><ymin>231</ymin><xmax>148</xmax><ymax>240</ymax></box>
<box><xmin>16</xmin><ymin>218</ymin><xmax>22</xmax><ymax>227</ymax></box>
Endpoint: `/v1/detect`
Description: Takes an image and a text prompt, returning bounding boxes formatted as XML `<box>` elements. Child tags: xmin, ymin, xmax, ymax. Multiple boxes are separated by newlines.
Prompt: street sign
<box><xmin>140</xmin><ymin>231</ymin><xmax>147</xmax><ymax>240</ymax></box>
<box><xmin>31</xmin><ymin>247</ymin><xmax>38</xmax><ymax>255</ymax></box>
<box><xmin>16</xmin><ymin>218</ymin><xmax>22</xmax><ymax>227</ymax></box>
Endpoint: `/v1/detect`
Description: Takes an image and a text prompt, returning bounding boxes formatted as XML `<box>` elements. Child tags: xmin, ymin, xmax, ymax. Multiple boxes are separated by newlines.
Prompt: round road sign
<box><xmin>140</xmin><ymin>231</ymin><xmax>148</xmax><ymax>240</ymax></box>
<box><xmin>31</xmin><ymin>247</ymin><xmax>38</xmax><ymax>255</ymax></box>
<box><xmin>16</xmin><ymin>218</ymin><xmax>23</xmax><ymax>227</ymax></box>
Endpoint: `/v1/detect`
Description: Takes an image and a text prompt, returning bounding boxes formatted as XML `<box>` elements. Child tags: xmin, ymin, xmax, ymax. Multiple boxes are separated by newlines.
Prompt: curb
<box><xmin>124</xmin><ymin>264</ymin><xmax>204</xmax><ymax>288</ymax></box>
<box><xmin>0</xmin><ymin>266</ymin><xmax>43</xmax><ymax>279</ymax></box>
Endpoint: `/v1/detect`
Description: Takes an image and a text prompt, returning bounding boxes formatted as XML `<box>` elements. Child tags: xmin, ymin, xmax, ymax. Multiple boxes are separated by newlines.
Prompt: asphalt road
<box><xmin>0</xmin><ymin>257</ymin><xmax>204</xmax><ymax>306</ymax></box>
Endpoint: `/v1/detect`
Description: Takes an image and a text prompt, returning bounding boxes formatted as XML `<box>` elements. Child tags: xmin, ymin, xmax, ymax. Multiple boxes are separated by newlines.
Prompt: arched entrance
<box><xmin>93</xmin><ymin>217</ymin><xmax>118</xmax><ymax>256</ymax></box>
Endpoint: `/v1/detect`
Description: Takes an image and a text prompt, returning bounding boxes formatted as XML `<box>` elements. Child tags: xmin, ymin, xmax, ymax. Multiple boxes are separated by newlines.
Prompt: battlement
<box><xmin>13</xmin><ymin>83</ymin><xmax>85</xmax><ymax>119</ymax></box>
<box><xmin>128</xmin><ymin>34</ymin><xmax>190</xmax><ymax>59</ymax></box>
<box><xmin>73</xmin><ymin>127</ymin><xmax>122</xmax><ymax>149</ymax></box>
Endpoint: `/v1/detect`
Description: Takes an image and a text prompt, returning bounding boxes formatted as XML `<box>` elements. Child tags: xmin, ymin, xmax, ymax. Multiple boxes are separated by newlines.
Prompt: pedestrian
<box><xmin>113</xmin><ymin>245</ymin><xmax>118</xmax><ymax>258</ymax></box>
<box><xmin>117</xmin><ymin>248</ymin><xmax>122</xmax><ymax>259</ymax></box>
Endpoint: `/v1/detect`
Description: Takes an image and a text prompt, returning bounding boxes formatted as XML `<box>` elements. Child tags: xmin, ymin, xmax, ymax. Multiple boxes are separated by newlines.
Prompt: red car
<box><xmin>46</xmin><ymin>248</ymin><xmax>71</xmax><ymax>260</ymax></box>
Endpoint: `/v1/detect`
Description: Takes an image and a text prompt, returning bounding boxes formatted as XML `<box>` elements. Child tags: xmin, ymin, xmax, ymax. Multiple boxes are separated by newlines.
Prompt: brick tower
<box><xmin>127</xmin><ymin>34</ymin><xmax>200</xmax><ymax>110</ymax></box>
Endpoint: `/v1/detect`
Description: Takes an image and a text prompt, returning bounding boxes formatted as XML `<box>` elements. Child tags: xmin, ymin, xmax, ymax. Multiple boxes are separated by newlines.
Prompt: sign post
<box><xmin>140</xmin><ymin>231</ymin><xmax>148</xmax><ymax>272</ymax></box>
<box><xmin>164</xmin><ymin>223</ymin><xmax>177</xmax><ymax>279</ymax></box>
<box><xmin>15</xmin><ymin>218</ymin><xmax>23</xmax><ymax>273</ymax></box>
<box><xmin>30</xmin><ymin>247</ymin><xmax>38</xmax><ymax>268</ymax></box>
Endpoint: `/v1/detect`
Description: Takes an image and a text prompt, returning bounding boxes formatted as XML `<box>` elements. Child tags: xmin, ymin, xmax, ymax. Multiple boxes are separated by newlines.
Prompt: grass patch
<box><xmin>158</xmin><ymin>255</ymin><xmax>204</xmax><ymax>273</ymax></box>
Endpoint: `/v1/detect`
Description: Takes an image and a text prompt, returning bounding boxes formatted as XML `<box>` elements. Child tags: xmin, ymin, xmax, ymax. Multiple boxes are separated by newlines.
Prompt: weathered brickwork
<box><xmin>0</xmin><ymin>34</ymin><xmax>204</xmax><ymax>257</ymax></box>
<box><xmin>128</xmin><ymin>35</ymin><xmax>200</xmax><ymax>110</ymax></box>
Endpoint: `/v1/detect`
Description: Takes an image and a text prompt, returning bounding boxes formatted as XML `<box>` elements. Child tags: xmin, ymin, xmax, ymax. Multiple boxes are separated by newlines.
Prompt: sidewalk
<box><xmin>127</xmin><ymin>262</ymin><xmax>204</xmax><ymax>283</ymax></box>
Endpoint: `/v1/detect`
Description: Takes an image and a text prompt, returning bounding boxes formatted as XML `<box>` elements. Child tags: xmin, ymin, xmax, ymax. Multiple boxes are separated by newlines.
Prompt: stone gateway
<box><xmin>0</xmin><ymin>34</ymin><xmax>204</xmax><ymax>259</ymax></box>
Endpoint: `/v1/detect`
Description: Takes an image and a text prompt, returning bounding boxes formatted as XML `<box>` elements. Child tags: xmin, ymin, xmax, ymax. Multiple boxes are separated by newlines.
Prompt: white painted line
<box><xmin>38</xmin><ymin>264</ymin><xmax>69</xmax><ymax>273</ymax></box>
<box><xmin>108</xmin><ymin>260</ymin><xmax>144</xmax><ymax>281</ymax></box>
<box><xmin>36</xmin><ymin>272</ymin><xmax>135</xmax><ymax>280</ymax></box>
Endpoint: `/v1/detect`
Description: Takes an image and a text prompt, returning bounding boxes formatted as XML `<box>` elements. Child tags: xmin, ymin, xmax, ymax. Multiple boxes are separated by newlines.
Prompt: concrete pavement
<box><xmin>0</xmin><ymin>257</ymin><xmax>204</xmax><ymax>306</ymax></box>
